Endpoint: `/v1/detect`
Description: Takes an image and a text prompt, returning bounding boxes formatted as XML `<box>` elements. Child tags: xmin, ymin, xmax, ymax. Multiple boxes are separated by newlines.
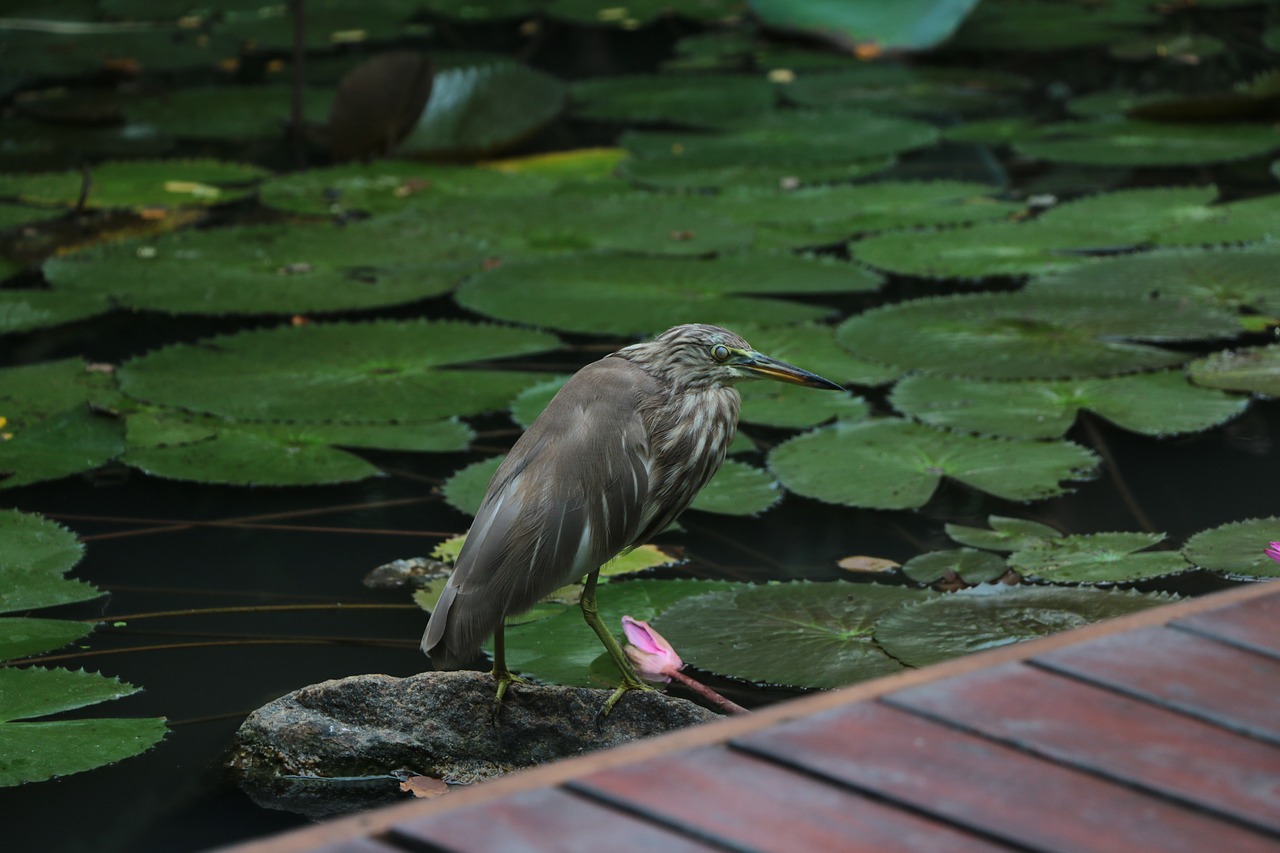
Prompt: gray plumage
<box><xmin>422</xmin><ymin>323</ymin><xmax>841</xmax><ymax>674</ymax></box>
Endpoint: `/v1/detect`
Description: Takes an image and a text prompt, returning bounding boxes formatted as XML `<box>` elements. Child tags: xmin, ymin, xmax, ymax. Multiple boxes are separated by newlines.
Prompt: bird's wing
<box><xmin>422</xmin><ymin>358</ymin><xmax>658</xmax><ymax>666</ymax></box>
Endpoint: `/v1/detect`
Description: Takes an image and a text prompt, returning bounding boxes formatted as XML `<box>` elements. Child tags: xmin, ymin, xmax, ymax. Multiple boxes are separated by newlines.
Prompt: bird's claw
<box><xmin>597</xmin><ymin>676</ymin><xmax>656</xmax><ymax>720</ymax></box>
<box><xmin>490</xmin><ymin>668</ymin><xmax>528</xmax><ymax>726</ymax></box>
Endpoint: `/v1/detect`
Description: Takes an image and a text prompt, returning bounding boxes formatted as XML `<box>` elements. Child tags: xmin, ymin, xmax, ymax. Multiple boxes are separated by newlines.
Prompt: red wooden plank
<box><xmin>1034</xmin><ymin>625</ymin><xmax>1280</xmax><ymax>744</ymax></box>
<box><xmin>734</xmin><ymin>701</ymin><xmax>1279</xmax><ymax>853</ymax></box>
<box><xmin>307</xmin><ymin>841</ymin><xmax>405</xmax><ymax>853</ymax></box>
<box><xmin>1173</xmin><ymin>592</ymin><xmax>1280</xmax><ymax>659</ymax></box>
<box><xmin>886</xmin><ymin>663</ymin><xmax>1280</xmax><ymax>836</ymax></box>
<box><xmin>569</xmin><ymin>745</ymin><xmax>1007</xmax><ymax>853</ymax></box>
<box><xmin>387</xmin><ymin>787</ymin><xmax>722</xmax><ymax>853</ymax></box>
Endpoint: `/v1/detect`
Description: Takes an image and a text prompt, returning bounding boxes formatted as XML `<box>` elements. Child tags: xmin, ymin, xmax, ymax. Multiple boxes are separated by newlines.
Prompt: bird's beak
<box><xmin>738</xmin><ymin>352</ymin><xmax>845</xmax><ymax>391</ymax></box>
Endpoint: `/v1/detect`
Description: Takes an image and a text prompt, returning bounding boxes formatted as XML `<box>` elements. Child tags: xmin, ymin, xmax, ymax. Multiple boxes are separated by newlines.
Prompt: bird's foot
<box><xmin>599</xmin><ymin>676</ymin><xmax>656</xmax><ymax>718</ymax></box>
<box><xmin>490</xmin><ymin>668</ymin><xmax>528</xmax><ymax>725</ymax></box>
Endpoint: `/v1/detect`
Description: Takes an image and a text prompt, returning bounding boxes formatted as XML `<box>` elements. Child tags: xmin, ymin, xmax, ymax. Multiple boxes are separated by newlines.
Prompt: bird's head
<box><xmin>616</xmin><ymin>324</ymin><xmax>845</xmax><ymax>392</ymax></box>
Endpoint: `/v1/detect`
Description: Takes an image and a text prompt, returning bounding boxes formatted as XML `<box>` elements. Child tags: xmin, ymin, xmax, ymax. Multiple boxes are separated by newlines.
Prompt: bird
<box><xmin>422</xmin><ymin>323</ymin><xmax>844</xmax><ymax>716</ymax></box>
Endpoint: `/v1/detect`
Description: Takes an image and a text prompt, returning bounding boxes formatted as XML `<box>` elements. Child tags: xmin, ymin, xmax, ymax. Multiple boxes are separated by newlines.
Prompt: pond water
<box><xmin>3</xmin><ymin>3</ymin><xmax>1280</xmax><ymax>851</ymax></box>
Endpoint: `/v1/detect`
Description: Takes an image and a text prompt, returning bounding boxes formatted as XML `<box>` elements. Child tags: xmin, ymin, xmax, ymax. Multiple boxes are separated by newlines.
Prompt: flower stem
<box><xmin>668</xmin><ymin>670</ymin><xmax>749</xmax><ymax>715</ymax></box>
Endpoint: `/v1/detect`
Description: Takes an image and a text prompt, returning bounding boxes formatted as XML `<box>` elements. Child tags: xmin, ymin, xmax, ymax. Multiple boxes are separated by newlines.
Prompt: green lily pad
<box><xmin>689</xmin><ymin>459</ymin><xmax>780</xmax><ymax>516</ymax></box>
<box><xmin>0</xmin><ymin>202</ymin><xmax>64</xmax><ymax>231</ymax></box>
<box><xmin>442</xmin><ymin>455</ymin><xmax>501</xmax><ymax>517</ymax></box>
<box><xmin>942</xmin><ymin>117</ymin><xmax>1039</xmax><ymax>144</ymax></box>
<box><xmin>509</xmin><ymin>377</ymin><xmax>570</xmax><ymax>429</ymax></box>
<box><xmin>619</xmin><ymin>153</ymin><xmax>896</xmax><ymax>192</ymax></box>
<box><xmin>1183</xmin><ymin>517</ymin><xmax>1280</xmax><ymax>579</ymax></box>
<box><xmin>739</xmin><ymin>381</ymin><xmax>869</xmax><ymax>429</ymax></box>
<box><xmin>656</xmin><ymin>581</ymin><xmax>933</xmax><ymax>689</ymax></box>
<box><xmin>397</xmin><ymin>61</ymin><xmax>566</xmax><ymax>160</ymax></box>
<box><xmin>874</xmin><ymin>586</ymin><xmax>1177</xmax><ymax>668</ymax></box>
<box><xmin>945</xmin><ymin>515</ymin><xmax>1062</xmax><ymax>552</ymax></box>
<box><xmin>501</xmin><ymin>578</ymin><xmax>739</xmax><ymax>687</ymax></box>
<box><xmin>784</xmin><ymin>65</ymin><xmax>1025</xmax><ymax>115</ymax></box>
<box><xmin>902</xmin><ymin>548</ymin><xmax>1008</xmax><ymax>585</ymax></box>
<box><xmin>44</xmin><ymin>221</ymin><xmax>470</xmax><ymax>317</ymax></box>
<box><xmin>0</xmin><ymin>159</ymin><xmax>267</xmax><ymax>210</ymax></box>
<box><xmin>1015</xmin><ymin>120</ymin><xmax>1280</xmax><ymax>167</ymax></box>
<box><xmin>0</xmin><ymin>288</ymin><xmax>113</xmax><ymax>335</ymax></box>
<box><xmin>122</xmin><ymin>410</ymin><xmax>472</xmax><ymax>486</ymax></box>
<box><xmin>852</xmin><ymin>221</ymin><xmax>1106</xmax><ymax>279</ymax></box>
<box><xmin>768</xmin><ymin>418</ymin><xmax>1099</xmax><ymax>510</ymax></box>
<box><xmin>748</xmin><ymin>0</ymin><xmax>982</xmax><ymax>52</ymax></box>
<box><xmin>836</xmin><ymin>292</ymin><xmax>1241</xmax><ymax>379</ymax></box>
<box><xmin>219</xmin><ymin>0</ymin><xmax>418</xmax><ymax>49</ymax></box>
<box><xmin>0</xmin><ymin>359</ymin><xmax>121</xmax><ymax>429</ymax></box>
<box><xmin>0</xmin><ymin>667</ymin><xmax>166</xmax><ymax>786</ymax></box>
<box><xmin>0</xmin><ymin>405</ymin><xmax>124</xmax><ymax>490</ymax></box>
<box><xmin>950</xmin><ymin>0</ymin><xmax>1156</xmax><ymax>51</ymax></box>
<box><xmin>1150</xmin><ymin>192</ymin><xmax>1280</xmax><ymax>247</ymax></box>
<box><xmin>125</xmin><ymin>86</ymin><xmax>332</xmax><ymax>140</ymax></box>
<box><xmin>1032</xmin><ymin>185</ymin><xmax>1221</xmax><ymax>249</ymax></box>
<box><xmin>0</xmin><ymin>510</ymin><xmax>97</xmax><ymax>615</ymax></box>
<box><xmin>1029</xmin><ymin>244</ymin><xmax>1280</xmax><ymax>313</ymax></box>
<box><xmin>1189</xmin><ymin>344</ymin><xmax>1280</xmax><ymax>397</ymax></box>
<box><xmin>0</xmin><ymin>23</ymin><xmax>238</xmax><ymax>76</ymax></box>
<box><xmin>570</xmin><ymin>73</ymin><xmax>775</xmax><ymax>127</ymax></box>
<box><xmin>118</xmin><ymin>320</ymin><xmax>560</xmax><ymax>423</ymax></box>
<box><xmin>1009</xmin><ymin>532</ymin><xmax>1192</xmax><ymax>584</ymax></box>
<box><xmin>891</xmin><ymin>371</ymin><xmax>1248</xmax><ymax>439</ymax></box>
<box><xmin>456</xmin><ymin>253</ymin><xmax>864</xmax><ymax>335</ymax></box>
<box><xmin>0</xmin><ymin>618</ymin><xmax>93</xmax><ymax>661</ymax></box>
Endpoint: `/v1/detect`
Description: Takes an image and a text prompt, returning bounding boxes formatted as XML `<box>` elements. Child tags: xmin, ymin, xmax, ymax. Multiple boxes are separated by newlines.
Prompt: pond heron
<box><xmin>422</xmin><ymin>323</ymin><xmax>844</xmax><ymax>715</ymax></box>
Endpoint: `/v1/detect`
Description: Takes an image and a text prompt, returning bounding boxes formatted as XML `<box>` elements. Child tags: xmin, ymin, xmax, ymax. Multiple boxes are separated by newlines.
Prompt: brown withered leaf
<box><xmin>838</xmin><ymin>555</ymin><xmax>901</xmax><ymax>574</ymax></box>
<box><xmin>329</xmin><ymin>52</ymin><xmax>435</xmax><ymax>161</ymax></box>
<box><xmin>399</xmin><ymin>775</ymin><xmax>449</xmax><ymax>799</ymax></box>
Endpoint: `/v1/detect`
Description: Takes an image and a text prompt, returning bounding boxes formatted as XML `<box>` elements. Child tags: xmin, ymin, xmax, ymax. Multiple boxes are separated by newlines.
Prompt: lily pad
<box><xmin>1189</xmin><ymin>344</ymin><xmax>1280</xmax><ymax>397</ymax></box>
<box><xmin>784</xmin><ymin>65</ymin><xmax>1025</xmax><ymax>115</ymax></box>
<box><xmin>620</xmin><ymin>153</ymin><xmax>896</xmax><ymax>192</ymax></box>
<box><xmin>0</xmin><ymin>405</ymin><xmax>124</xmax><ymax>490</ymax></box>
<box><xmin>456</xmin><ymin>253</ymin><xmax>864</xmax><ymax>335</ymax></box>
<box><xmin>747</xmin><ymin>0</ymin><xmax>982</xmax><ymax>52</ymax></box>
<box><xmin>1183</xmin><ymin>517</ymin><xmax>1280</xmax><ymax>579</ymax></box>
<box><xmin>0</xmin><ymin>617</ymin><xmax>93</xmax><ymax>661</ymax></box>
<box><xmin>44</xmin><ymin>221</ymin><xmax>471</xmax><ymax>317</ymax></box>
<box><xmin>397</xmin><ymin>61</ymin><xmax>566</xmax><ymax>160</ymax></box>
<box><xmin>875</xmin><ymin>586</ymin><xmax>1177</xmax><ymax>668</ymax></box>
<box><xmin>739</xmin><ymin>381</ymin><xmax>869</xmax><ymax>429</ymax></box>
<box><xmin>0</xmin><ymin>510</ymin><xmax>97</xmax><ymax>615</ymax></box>
<box><xmin>656</xmin><ymin>581</ymin><xmax>933</xmax><ymax>689</ymax></box>
<box><xmin>836</xmin><ymin>292</ymin><xmax>1241</xmax><ymax>379</ymax></box>
<box><xmin>944</xmin><ymin>516</ymin><xmax>1062</xmax><ymax>552</ymax></box>
<box><xmin>1032</xmin><ymin>185</ymin><xmax>1221</xmax><ymax>249</ymax></box>
<box><xmin>732</xmin><ymin>322</ymin><xmax>901</xmax><ymax>388</ymax></box>
<box><xmin>0</xmin><ymin>288</ymin><xmax>113</xmax><ymax>335</ymax></box>
<box><xmin>852</xmin><ymin>221</ymin><xmax>1105</xmax><ymax>279</ymax></box>
<box><xmin>768</xmin><ymin>418</ymin><xmax>1099</xmax><ymax>510</ymax></box>
<box><xmin>0</xmin><ymin>359</ymin><xmax>121</xmax><ymax>429</ymax></box>
<box><xmin>901</xmin><ymin>548</ymin><xmax>1007</xmax><ymax>585</ymax></box>
<box><xmin>0</xmin><ymin>160</ymin><xmax>267</xmax><ymax>210</ymax></box>
<box><xmin>1009</xmin><ymin>532</ymin><xmax>1192</xmax><ymax>584</ymax></box>
<box><xmin>118</xmin><ymin>320</ymin><xmax>560</xmax><ymax>423</ymax></box>
<box><xmin>0</xmin><ymin>667</ymin><xmax>166</xmax><ymax>786</ymax></box>
<box><xmin>891</xmin><ymin>371</ymin><xmax>1248</xmax><ymax>439</ymax></box>
<box><xmin>125</xmin><ymin>86</ymin><xmax>332</xmax><ymax>140</ymax></box>
<box><xmin>1015</xmin><ymin>120</ymin><xmax>1280</xmax><ymax>167</ymax></box>
<box><xmin>570</xmin><ymin>73</ymin><xmax>775</xmax><ymax>127</ymax></box>
<box><xmin>1150</xmin><ymin>192</ymin><xmax>1280</xmax><ymax>247</ymax></box>
<box><xmin>949</xmin><ymin>0</ymin><xmax>1156</xmax><ymax>51</ymax></box>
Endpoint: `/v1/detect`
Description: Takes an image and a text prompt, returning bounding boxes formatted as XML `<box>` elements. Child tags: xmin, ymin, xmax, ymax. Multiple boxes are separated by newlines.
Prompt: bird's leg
<box><xmin>489</xmin><ymin>621</ymin><xmax>527</xmax><ymax>725</ymax></box>
<box><xmin>580</xmin><ymin>569</ymin><xmax>654</xmax><ymax>715</ymax></box>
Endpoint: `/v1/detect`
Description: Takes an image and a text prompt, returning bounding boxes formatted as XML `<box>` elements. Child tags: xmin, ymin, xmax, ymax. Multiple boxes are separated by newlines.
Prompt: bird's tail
<box><xmin>421</xmin><ymin>582</ymin><xmax>500</xmax><ymax>671</ymax></box>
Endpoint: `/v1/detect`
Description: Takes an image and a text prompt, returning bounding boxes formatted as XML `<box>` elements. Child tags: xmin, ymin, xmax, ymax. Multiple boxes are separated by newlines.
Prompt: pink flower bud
<box><xmin>621</xmin><ymin>615</ymin><xmax>683</xmax><ymax>683</ymax></box>
<box><xmin>1266</xmin><ymin>542</ymin><xmax>1280</xmax><ymax>564</ymax></box>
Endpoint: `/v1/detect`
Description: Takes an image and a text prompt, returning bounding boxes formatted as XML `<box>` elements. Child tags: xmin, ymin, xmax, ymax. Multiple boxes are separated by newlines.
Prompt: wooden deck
<box><xmin>218</xmin><ymin>580</ymin><xmax>1280</xmax><ymax>853</ymax></box>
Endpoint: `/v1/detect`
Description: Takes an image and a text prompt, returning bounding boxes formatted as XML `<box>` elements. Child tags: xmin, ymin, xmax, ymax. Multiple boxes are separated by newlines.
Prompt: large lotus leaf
<box><xmin>620</xmin><ymin>153</ymin><xmax>896</xmax><ymax>192</ymax></box>
<box><xmin>748</xmin><ymin>0</ymin><xmax>981</xmax><ymax>52</ymax></box>
<box><xmin>708</xmin><ymin>180</ymin><xmax>1021</xmax><ymax>249</ymax></box>
<box><xmin>397</xmin><ymin>62</ymin><xmax>566</xmax><ymax>159</ymax></box>
<box><xmin>851</xmin><ymin>221</ymin><xmax>1111</xmax><ymax>279</ymax></box>
<box><xmin>1015</xmin><ymin>120</ymin><xmax>1280</xmax><ymax>166</ymax></box>
<box><xmin>0</xmin><ymin>618</ymin><xmax>92</xmax><ymax>661</ymax></box>
<box><xmin>570</xmin><ymin>74</ymin><xmax>775</xmax><ymax>127</ymax></box>
<box><xmin>735</xmin><ymin>322</ymin><xmax>901</xmax><ymax>388</ymax></box>
<box><xmin>901</xmin><ymin>548</ymin><xmax>1007</xmax><ymax>585</ymax></box>
<box><xmin>891</xmin><ymin>371</ymin><xmax>1248</xmax><ymax>439</ymax></box>
<box><xmin>656</xmin><ymin>581</ymin><xmax>933</xmax><ymax>688</ymax></box>
<box><xmin>446</xmin><ymin>454</ymin><xmax>778</xmax><ymax>519</ymax></box>
<box><xmin>125</xmin><ymin>86</ymin><xmax>332</xmax><ymax>140</ymax></box>
<box><xmin>1009</xmin><ymin>532</ymin><xmax>1192</xmax><ymax>584</ymax></box>
<box><xmin>122</xmin><ymin>410</ymin><xmax>472</xmax><ymax>486</ymax></box>
<box><xmin>500</xmin><ymin>579</ymin><xmax>738</xmax><ymax>687</ymax></box>
<box><xmin>836</xmin><ymin>292</ymin><xmax>1241</xmax><ymax>379</ymax></box>
<box><xmin>118</xmin><ymin>320</ymin><xmax>560</xmax><ymax>423</ymax></box>
<box><xmin>456</xmin><ymin>253</ymin><xmax>865</xmax><ymax>335</ymax></box>
<box><xmin>875</xmin><ymin>586</ymin><xmax>1176</xmax><ymax>668</ymax></box>
<box><xmin>622</xmin><ymin>109</ymin><xmax>937</xmax><ymax>168</ymax></box>
<box><xmin>1183</xmin><ymin>517</ymin><xmax>1280</xmax><ymax>579</ymax></box>
<box><xmin>0</xmin><ymin>667</ymin><xmax>166</xmax><ymax>786</ymax></box>
<box><xmin>1189</xmin><ymin>345</ymin><xmax>1280</xmax><ymax>397</ymax></box>
<box><xmin>950</xmin><ymin>0</ymin><xmax>1156</xmax><ymax>50</ymax></box>
<box><xmin>1150</xmin><ymin>192</ymin><xmax>1280</xmax><ymax>247</ymax></box>
<box><xmin>0</xmin><ymin>405</ymin><xmax>124</xmax><ymax>490</ymax></box>
<box><xmin>44</xmin><ymin>222</ymin><xmax>470</xmax><ymax>316</ymax></box>
<box><xmin>768</xmin><ymin>418</ymin><xmax>1099</xmax><ymax>510</ymax></box>
<box><xmin>945</xmin><ymin>515</ymin><xmax>1062</xmax><ymax>552</ymax></box>
<box><xmin>0</xmin><ymin>288</ymin><xmax>112</xmax><ymax>335</ymax></box>
<box><xmin>1029</xmin><ymin>244</ymin><xmax>1280</xmax><ymax>313</ymax></box>
<box><xmin>0</xmin><ymin>510</ymin><xmax>97</xmax><ymax>615</ymax></box>
<box><xmin>783</xmin><ymin>65</ymin><xmax>1025</xmax><ymax>114</ymax></box>
<box><xmin>1032</xmin><ymin>186</ymin><xmax>1221</xmax><ymax>249</ymax></box>
<box><xmin>0</xmin><ymin>160</ymin><xmax>267</xmax><ymax>210</ymax></box>
<box><xmin>258</xmin><ymin>159</ymin><xmax>560</xmax><ymax>216</ymax></box>
<box><xmin>0</xmin><ymin>359</ymin><xmax>121</xmax><ymax>429</ymax></box>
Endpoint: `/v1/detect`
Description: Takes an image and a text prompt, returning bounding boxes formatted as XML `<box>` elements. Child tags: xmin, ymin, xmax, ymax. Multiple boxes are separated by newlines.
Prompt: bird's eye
<box><xmin>711</xmin><ymin>344</ymin><xmax>731</xmax><ymax>362</ymax></box>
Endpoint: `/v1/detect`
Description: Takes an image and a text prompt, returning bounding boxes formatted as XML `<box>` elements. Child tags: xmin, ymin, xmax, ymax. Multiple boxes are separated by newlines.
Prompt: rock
<box><xmin>227</xmin><ymin>670</ymin><xmax>719</xmax><ymax>819</ymax></box>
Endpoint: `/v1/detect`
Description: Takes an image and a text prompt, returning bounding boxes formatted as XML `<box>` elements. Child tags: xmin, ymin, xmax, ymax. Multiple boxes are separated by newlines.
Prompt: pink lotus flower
<box><xmin>1267</xmin><ymin>542</ymin><xmax>1280</xmax><ymax>563</ymax></box>
<box><xmin>621</xmin><ymin>615</ymin><xmax>683</xmax><ymax>682</ymax></box>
